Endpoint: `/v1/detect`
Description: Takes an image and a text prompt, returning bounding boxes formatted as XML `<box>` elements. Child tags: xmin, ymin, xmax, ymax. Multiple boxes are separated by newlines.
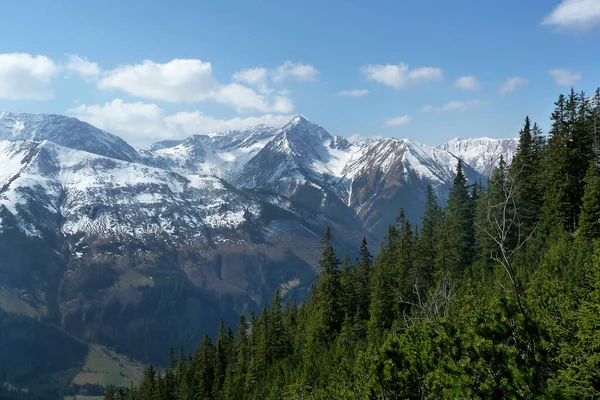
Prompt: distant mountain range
<box><xmin>0</xmin><ymin>111</ymin><xmax>517</xmax><ymax>395</ymax></box>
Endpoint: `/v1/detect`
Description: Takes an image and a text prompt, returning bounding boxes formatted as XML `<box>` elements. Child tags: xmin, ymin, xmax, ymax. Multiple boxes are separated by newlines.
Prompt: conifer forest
<box><xmin>105</xmin><ymin>89</ymin><xmax>600</xmax><ymax>399</ymax></box>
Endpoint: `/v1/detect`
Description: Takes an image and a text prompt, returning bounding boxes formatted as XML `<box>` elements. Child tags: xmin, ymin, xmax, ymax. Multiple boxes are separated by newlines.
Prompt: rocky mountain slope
<box><xmin>437</xmin><ymin>136</ymin><xmax>518</xmax><ymax>177</ymax></box>
<box><xmin>0</xmin><ymin>111</ymin><xmax>517</xmax><ymax>396</ymax></box>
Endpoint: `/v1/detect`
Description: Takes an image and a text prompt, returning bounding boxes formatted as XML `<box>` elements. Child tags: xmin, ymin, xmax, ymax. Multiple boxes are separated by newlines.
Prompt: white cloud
<box><xmin>0</xmin><ymin>53</ymin><xmax>58</xmax><ymax>100</ymax></box>
<box><xmin>454</xmin><ymin>75</ymin><xmax>481</xmax><ymax>91</ymax></box>
<box><xmin>549</xmin><ymin>69</ymin><xmax>582</xmax><ymax>86</ymax></box>
<box><xmin>542</xmin><ymin>0</ymin><xmax>600</xmax><ymax>31</ymax></box>
<box><xmin>68</xmin><ymin>99</ymin><xmax>293</xmax><ymax>148</ymax></box>
<box><xmin>97</xmin><ymin>58</ymin><xmax>294</xmax><ymax>113</ymax></box>
<box><xmin>68</xmin><ymin>99</ymin><xmax>172</xmax><ymax>147</ymax></box>
<box><xmin>214</xmin><ymin>83</ymin><xmax>293</xmax><ymax>113</ymax></box>
<box><xmin>421</xmin><ymin>99</ymin><xmax>485</xmax><ymax>113</ymax></box>
<box><xmin>65</xmin><ymin>54</ymin><xmax>101</xmax><ymax>81</ymax></box>
<box><xmin>99</xmin><ymin>59</ymin><xmax>218</xmax><ymax>102</ymax></box>
<box><xmin>272</xmin><ymin>61</ymin><xmax>319</xmax><ymax>82</ymax></box>
<box><xmin>384</xmin><ymin>115</ymin><xmax>412</xmax><ymax>127</ymax></box>
<box><xmin>499</xmin><ymin>77</ymin><xmax>528</xmax><ymax>94</ymax></box>
<box><xmin>363</xmin><ymin>62</ymin><xmax>443</xmax><ymax>90</ymax></box>
<box><xmin>232</xmin><ymin>67</ymin><xmax>268</xmax><ymax>88</ymax></box>
<box><xmin>338</xmin><ymin>89</ymin><xmax>369</xmax><ymax>97</ymax></box>
<box><xmin>347</xmin><ymin>134</ymin><xmax>363</xmax><ymax>142</ymax></box>
<box><xmin>165</xmin><ymin>111</ymin><xmax>292</xmax><ymax>135</ymax></box>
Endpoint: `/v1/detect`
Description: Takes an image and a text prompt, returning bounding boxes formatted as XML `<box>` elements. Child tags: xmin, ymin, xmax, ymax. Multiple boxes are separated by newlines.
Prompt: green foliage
<box><xmin>107</xmin><ymin>88</ymin><xmax>600</xmax><ymax>400</ymax></box>
<box><xmin>579</xmin><ymin>162</ymin><xmax>600</xmax><ymax>239</ymax></box>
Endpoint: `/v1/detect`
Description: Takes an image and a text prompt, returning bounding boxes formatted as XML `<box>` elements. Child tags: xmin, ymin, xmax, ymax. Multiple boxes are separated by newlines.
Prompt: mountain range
<box><xmin>0</xmin><ymin>111</ymin><xmax>517</xmax><ymax>395</ymax></box>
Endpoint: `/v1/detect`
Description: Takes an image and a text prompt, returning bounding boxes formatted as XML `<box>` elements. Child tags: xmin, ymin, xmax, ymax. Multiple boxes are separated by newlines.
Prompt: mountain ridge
<box><xmin>0</xmin><ymin>111</ymin><xmax>518</xmax><ymax>241</ymax></box>
<box><xmin>0</xmin><ymin>111</ymin><xmax>518</xmax><ymax>394</ymax></box>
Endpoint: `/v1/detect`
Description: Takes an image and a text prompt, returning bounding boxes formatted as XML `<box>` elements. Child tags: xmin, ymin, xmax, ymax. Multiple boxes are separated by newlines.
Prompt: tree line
<box><xmin>105</xmin><ymin>88</ymin><xmax>600</xmax><ymax>399</ymax></box>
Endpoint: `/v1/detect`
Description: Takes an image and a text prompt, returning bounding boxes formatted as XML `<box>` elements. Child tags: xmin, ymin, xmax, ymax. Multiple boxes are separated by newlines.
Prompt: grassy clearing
<box><xmin>72</xmin><ymin>344</ymin><xmax>144</xmax><ymax>388</ymax></box>
<box><xmin>114</xmin><ymin>270</ymin><xmax>154</xmax><ymax>289</ymax></box>
<box><xmin>0</xmin><ymin>287</ymin><xmax>42</xmax><ymax>317</ymax></box>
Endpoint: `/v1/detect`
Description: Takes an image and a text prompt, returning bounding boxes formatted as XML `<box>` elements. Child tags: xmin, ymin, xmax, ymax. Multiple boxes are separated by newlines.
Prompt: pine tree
<box><xmin>340</xmin><ymin>254</ymin><xmax>355</xmax><ymax>320</ymax></box>
<box><xmin>369</xmin><ymin>226</ymin><xmax>399</xmax><ymax>335</ymax></box>
<box><xmin>212</xmin><ymin>320</ymin><xmax>228</xmax><ymax>398</ymax></box>
<box><xmin>306</xmin><ymin>227</ymin><xmax>342</xmax><ymax>348</ymax></box>
<box><xmin>155</xmin><ymin>373</ymin><xmax>165</xmax><ymax>400</ymax></box>
<box><xmin>224</xmin><ymin>315</ymin><xmax>248</xmax><ymax>400</ymax></box>
<box><xmin>414</xmin><ymin>184</ymin><xmax>441</xmax><ymax>290</ymax></box>
<box><xmin>244</xmin><ymin>310</ymin><xmax>259</xmax><ymax>397</ymax></box>
<box><xmin>396</xmin><ymin>208</ymin><xmax>415</xmax><ymax>305</ymax></box>
<box><xmin>138</xmin><ymin>364</ymin><xmax>157</xmax><ymax>399</ymax></box>
<box><xmin>579</xmin><ymin>162</ymin><xmax>600</xmax><ymax>239</ymax></box>
<box><xmin>510</xmin><ymin>116</ymin><xmax>543</xmax><ymax>237</ymax></box>
<box><xmin>473</xmin><ymin>179</ymin><xmax>494</xmax><ymax>282</ymax></box>
<box><xmin>282</xmin><ymin>298</ymin><xmax>298</xmax><ymax>354</ymax></box>
<box><xmin>543</xmin><ymin>93</ymin><xmax>572</xmax><ymax>231</ymax></box>
<box><xmin>543</xmin><ymin>91</ymin><xmax>595</xmax><ymax>231</ymax></box>
<box><xmin>593</xmin><ymin>88</ymin><xmax>600</xmax><ymax>165</ymax></box>
<box><xmin>354</xmin><ymin>237</ymin><xmax>373</xmax><ymax>322</ymax></box>
<box><xmin>570</xmin><ymin>91</ymin><xmax>595</xmax><ymax>228</ymax></box>
<box><xmin>267</xmin><ymin>290</ymin><xmax>287</xmax><ymax>362</ymax></box>
<box><xmin>437</xmin><ymin>159</ymin><xmax>474</xmax><ymax>279</ymax></box>
<box><xmin>105</xmin><ymin>386</ymin><xmax>116</xmax><ymax>400</ymax></box>
<box><xmin>193</xmin><ymin>335</ymin><xmax>215</xmax><ymax>399</ymax></box>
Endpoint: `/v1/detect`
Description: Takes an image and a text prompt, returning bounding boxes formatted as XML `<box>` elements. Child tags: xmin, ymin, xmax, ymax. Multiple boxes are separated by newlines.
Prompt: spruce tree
<box><xmin>244</xmin><ymin>309</ymin><xmax>260</xmax><ymax>398</ymax></box>
<box><xmin>369</xmin><ymin>226</ymin><xmax>399</xmax><ymax>335</ymax></box>
<box><xmin>212</xmin><ymin>320</ymin><xmax>228</xmax><ymax>398</ymax></box>
<box><xmin>579</xmin><ymin>162</ymin><xmax>600</xmax><ymax>239</ymax></box>
<box><xmin>193</xmin><ymin>335</ymin><xmax>215</xmax><ymax>399</ymax></box>
<box><xmin>225</xmin><ymin>315</ymin><xmax>248</xmax><ymax>400</ymax></box>
<box><xmin>543</xmin><ymin>91</ymin><xmax>595</xmax><ymax>231</ymax></box>
<box><xmin>543</xmin><ymin>93</ymin><xmax>572</xmax><ymax>231</ymax></box>
<box><xmin>593</xmin><ymin>88</ymin><xmax>600</xmax><ymax>163</ymax></box>
<box><xmin>396</xmin><ymin>208</ymin><xmax>415</xmax><ymax>305</ymax></box>
<box><xmin>510</xmin><ymin>117</ymin><xmax>542</xmax><ymax>237</ymax></box>
<box><xmin>355</xmin><ymin>237</ymin><xmax>373</xmax><ymax>322</ymax></box>
<box><xmin>340</xmin><ymin>254</ymin><xmax>355</xmax><ymax>320</ymax></box>
<box><xmin>267</xmin><ymin>290</ymin><xmax>287</xmax><ymax>362</ymax></box>
<box><xmin>414</xmin><ymin>183</ymin><xmax>441</xmax><ymax>290</ymax></box>
<box><xmin>437</xmin><ymin>159</ymin><xmax>474</xmax><ymax>279</ymax></box>
<box><xmin>138</xmin><ymin>364</ymin><xmax>157</xmax><ymax>399</ymax></box>
<box><xmin>307</xmin><ymin>227</ymin><xmax>342</xmax><ymax>348</ymax></box>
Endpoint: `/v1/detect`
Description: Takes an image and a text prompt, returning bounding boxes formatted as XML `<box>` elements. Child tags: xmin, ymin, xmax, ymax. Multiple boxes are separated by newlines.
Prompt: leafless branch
<box><xmin>398</xmin><ymin>273</ymin><xmax>457</xmax><ymax>329</ymax></box>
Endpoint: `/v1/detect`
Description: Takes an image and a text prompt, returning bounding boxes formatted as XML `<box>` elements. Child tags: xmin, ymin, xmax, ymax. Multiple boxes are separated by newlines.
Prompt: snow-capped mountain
<box><xmin>227</xmin><ymin>116</ymin><xmax>362</xmax><ymax>227</ymax></box>
<box><xmin>232</xmin><ymin>116</ymin><xmax>353</xmax><ymax>199</ymax></box>
<box><xmin>0</xmin><ymin>139</ymin><xmax>265</xmax><ymax>240</ymax></box>
<box><xmin>0</xmin><ymin>112</ymin><xmax>516</xmax><ymax>381</ymax></box>
<box><xmin>0</xmin><ymin>112</ymin><xmax>517</xmax><ymax>245</ymax></box>
<box><xmin>0</xmin><ymin>112</ymin><xmax>145</xmax><ymax>164</ymax></box>
<box><xmin>437</xmin><ymin>137</ymin><xmax>518</xmax><ymax>177</ymax></box>
<box><xmin>152</xmin><ymin>125</ymin><xmax>279</xmax><ymax>177</ymax></box>
<box><xmin>335</xmin><ymin>138</ymin><xmax>482</xmax><ymax>237</ymax></box>
<box><xmin>228</xmin><ymin>116</ymin><xmax>489</xmax><ymax>237</ymax></box>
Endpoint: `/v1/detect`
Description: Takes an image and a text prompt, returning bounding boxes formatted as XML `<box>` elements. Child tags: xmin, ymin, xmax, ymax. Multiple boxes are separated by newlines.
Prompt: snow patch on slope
<box><xmin>437</xmin><ymin>137</ymin><xmax>518</xmax><ymax>177</ymax></box>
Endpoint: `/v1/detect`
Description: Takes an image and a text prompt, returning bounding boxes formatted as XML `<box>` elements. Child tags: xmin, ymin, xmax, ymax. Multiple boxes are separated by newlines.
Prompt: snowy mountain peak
<box><xmin>437</xmin><ymin>137</ymin><xmax>518</xmax><ymax>176</ymax></box>
<box><xmin>279</xmin><ymin>115</ymin><xmax>332</xmax><ymax>145</ymax></box>
<box><xmin>0</xmin><ymin>112</ymin><xmax>144</xmax><ymax>164</ymax></box>
<box><xmin>149</xmin><ymin>124</ymin><xmax>280</xmax><ymax>177</ymax></box>
<box><xmin>290</xmin><ymin>114</ymin><xmax>308</xmax><ymax>125</ymax></box>
<box><xmin>0</xmin><ymin>111</ymin><xmax>521</xmax><ymax>259</ymax></box>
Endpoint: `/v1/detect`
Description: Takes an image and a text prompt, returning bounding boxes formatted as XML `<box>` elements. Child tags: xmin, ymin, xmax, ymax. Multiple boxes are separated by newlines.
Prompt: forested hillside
<box><xmin>100</xmin><ymin>88</ymin><xmax>600</xmax><ymax>399</ymax></box>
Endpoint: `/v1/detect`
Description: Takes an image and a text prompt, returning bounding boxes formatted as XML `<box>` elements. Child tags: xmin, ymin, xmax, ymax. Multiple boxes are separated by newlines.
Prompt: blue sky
<box><xmin>0</xmin><ymin>0</ymin><xmax>599</xmax><ymax>148</ymax></box>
